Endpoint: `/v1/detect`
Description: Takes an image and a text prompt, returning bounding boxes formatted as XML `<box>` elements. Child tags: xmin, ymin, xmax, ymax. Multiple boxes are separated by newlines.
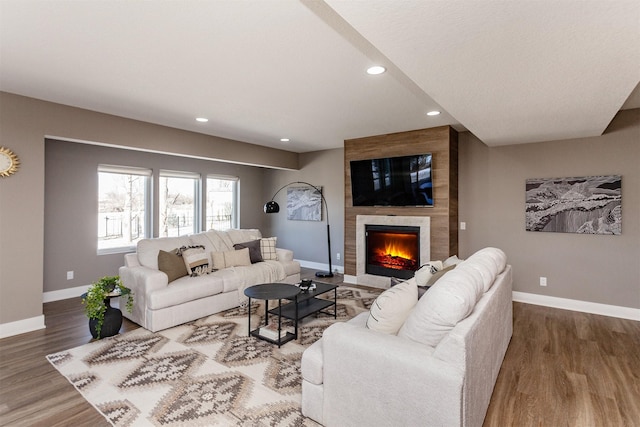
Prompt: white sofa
<box><xmin>301</xmin><ymin>248</ymin><xmax>512</xmax><ymax>427</ymax></box>
<box><xmin>119</xmin><ymin>229</ymin><xmax>301</xmax><ymax>332</ymax></box>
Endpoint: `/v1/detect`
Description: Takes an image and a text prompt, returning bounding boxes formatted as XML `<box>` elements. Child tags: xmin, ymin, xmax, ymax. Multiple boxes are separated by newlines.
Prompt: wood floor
<box><xmin>1</xmin><ymin>270</ymin><xmax>638</xmax><ymax>426</ymax></box>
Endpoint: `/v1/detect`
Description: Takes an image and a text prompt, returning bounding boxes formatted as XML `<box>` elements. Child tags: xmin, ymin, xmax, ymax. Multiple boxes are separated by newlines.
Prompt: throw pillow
<box><xmin>233</xmin><ymin>240</ymin><xmax>263</xmax><ymax>263</ymax></box>
<box><xmin>414</xmin><ymin>260</ymin><xmax>444</xmax><ymax>287</ymax></box>
<box><xmin>211</xmin><ymin>251</ymin><xmax>226</xmax><ymax>270</ymax></box>
<box><xmin>179</xmin><ymin>245</ymin><xmax>213</xmax><ymax>276</ymax></box>
<box><xmin>260</xmin><ymin>237</ymin><xmax>278</xmax><ymax>260</ymax></box>
<box><xmin>366</xmin><ymin>280</ymin><xmax>418</xmax><ymax>335</ymax></box>
<box><xmin>157</xmin><ymin>248</ymin><xmax>188</xmax><ymax>283</ymax></box>
<box><xmin>224</xmin><ymin>247</ymin><xmax>252</xmax><ymax>267</ymax></box>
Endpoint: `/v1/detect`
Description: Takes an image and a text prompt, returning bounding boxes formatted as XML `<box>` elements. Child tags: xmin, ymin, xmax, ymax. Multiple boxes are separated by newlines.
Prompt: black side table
<box><xmin>81</xmin><ymin>290</ymin><xmax>124</xmax><ymax>339</ymax></box>
<box><xmin>244</xmin><ymin>283</ymin><xmax>300</xmax><ymax>347</ymax></box>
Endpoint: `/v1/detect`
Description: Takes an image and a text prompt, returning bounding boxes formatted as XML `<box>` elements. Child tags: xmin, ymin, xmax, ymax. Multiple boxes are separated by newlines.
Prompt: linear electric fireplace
<box><xmin>365</xmin><ymin>225</ymin><xmax>420</xmax><ymax>280</ymax></box>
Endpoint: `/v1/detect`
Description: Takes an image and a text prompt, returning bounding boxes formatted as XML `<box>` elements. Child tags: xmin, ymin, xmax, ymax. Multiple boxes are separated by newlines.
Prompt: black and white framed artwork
<box><xmin>525</xmin><ymin>175</ymin><xmax>622</xmax><ymax>235</ymax></box>
<box><xmin>287</xmin><ymin>186</ymin><xmax>322</xmax><ymax>221</ymax></box>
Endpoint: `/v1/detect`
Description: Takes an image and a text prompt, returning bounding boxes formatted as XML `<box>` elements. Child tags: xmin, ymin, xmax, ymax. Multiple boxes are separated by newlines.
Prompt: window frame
<box><xmin>158</xmin><ymin>169</ymin><xmax>202</xmax><ymax>237</ymax></box>
<box><xmin>205</xmin><ymin>174</ymin><xmax>239</xmax><ymax>231</ymax></box>
<box><xmin>97</xmin><ymin>164</ymin><xmax>152</xmax><ymax>255</ymax></box>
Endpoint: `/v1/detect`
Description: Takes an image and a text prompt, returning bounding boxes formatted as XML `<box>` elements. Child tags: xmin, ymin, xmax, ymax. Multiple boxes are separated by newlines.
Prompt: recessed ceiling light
<box><xmin>196</xmin><ymin>117</ymin><xmax>209</xmax><ymax>122</ymax></box>
<box><xmin>426</xmin><ymin>111</ymin><xmax>441</xmax><ymax>116</ymax></box>
<box><xmin>280</xmin><ymin>138</ymin><xmax>290</xmax><ymax>142</ymax></box>
<box><xmin>366</xmin><ymin>66</ymin><xmax>386</xmax><ymax>75</ymax></box>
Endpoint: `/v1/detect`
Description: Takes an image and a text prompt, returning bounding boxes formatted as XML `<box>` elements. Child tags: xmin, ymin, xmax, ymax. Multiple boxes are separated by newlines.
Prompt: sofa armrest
<box><xmin>321</xmin><ymin>321</ymin><xmax>464</xmax><ymax>427</ymax></box>
<box><xmin>124</xmin><ymin>252</ymin><xmax>140</xmax><ymax>268</ymax></box>
<box><xmin>275</xmin><ymin>248</ymin><xmax>293</xmax><ymax>262</ymax></box>
<box><xmin>118</xmin><ymin>265</ymin><xmax>169</xmax><ymax>328</ymax></box>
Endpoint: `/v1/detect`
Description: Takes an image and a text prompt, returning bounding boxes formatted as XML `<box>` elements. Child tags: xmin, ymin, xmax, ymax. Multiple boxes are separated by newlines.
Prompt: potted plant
<box><xmin>82</xmin><ymin>275</ymin><xmax>134</xmax><ymax>339</ymax></box>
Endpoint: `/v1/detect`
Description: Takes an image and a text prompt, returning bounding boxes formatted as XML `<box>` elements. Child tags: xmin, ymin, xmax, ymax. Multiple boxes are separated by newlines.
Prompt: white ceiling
<box><xmin>1</xmin><ymin>0</ymin><xmax>638</xmax><ymax>153</ymax></box>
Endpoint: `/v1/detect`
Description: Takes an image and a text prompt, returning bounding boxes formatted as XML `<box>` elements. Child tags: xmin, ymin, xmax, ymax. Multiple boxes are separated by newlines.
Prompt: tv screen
<box><xmin>350</xmin><ymin>153</ymin><xmax>433</xmax><ymax>207</ymax></box>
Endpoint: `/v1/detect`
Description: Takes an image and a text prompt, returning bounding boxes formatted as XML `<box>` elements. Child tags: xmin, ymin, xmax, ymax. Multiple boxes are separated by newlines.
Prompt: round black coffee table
<box><xmin>244</xmin><ymin>283</ymin><xmax>300</xmax><ymax>347</ymax></box>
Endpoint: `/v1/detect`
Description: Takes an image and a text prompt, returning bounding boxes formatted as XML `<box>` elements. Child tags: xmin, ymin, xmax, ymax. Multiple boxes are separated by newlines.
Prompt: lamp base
<box><xmin>315</xmin><ymin>271</ymin><xmax>334</xmax><ymax>278</ymax></box>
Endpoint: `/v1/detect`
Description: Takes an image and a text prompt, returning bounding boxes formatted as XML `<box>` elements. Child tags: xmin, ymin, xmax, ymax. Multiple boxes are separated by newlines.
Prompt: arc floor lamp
<box><xmin>264</xmin><ymin>181</ymin><xmax>333</xmax><ymax>278</ymax></box>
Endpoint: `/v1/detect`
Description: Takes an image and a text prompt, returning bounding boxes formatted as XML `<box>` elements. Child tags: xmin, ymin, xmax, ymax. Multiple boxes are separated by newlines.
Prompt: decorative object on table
<box><xmin>525</xmin><ymin>175</ymin><xmax>622</xmax><ymax>234</ymax></box>
<box><xmin>82</xmin><ymin>275</ymin><xmax>134</xmax><ymax>339</ymax></box>
<box><xmin>286</xmin><ymin>186</ymin><xmax>322</xmax><ymax>221</ymax></box>
<box><xmin>0</xmin><ymin>146</ymin><xmax>20</xmax><ymax>177</ymax></box>
<box><xmin>299</xmin><ymin>279</ymin><xmax>313</xmax><ymax>292</ymax></box>
<box><xmin>264</xmin><ymin>181</ymin><xmax>334</xmax><ymax>277</ymax></box>
<box><xmin>47</xmin><ymin>286</ymin><xmax>381</xmax><ymax>426</ymax></box>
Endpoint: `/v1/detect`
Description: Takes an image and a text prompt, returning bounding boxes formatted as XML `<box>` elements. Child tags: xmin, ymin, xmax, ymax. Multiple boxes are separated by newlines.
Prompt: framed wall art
<box><xmin>525</xmin><ymin>175</ymin><xmax>621</xmax><ymax>235</ymax></box>
<box><xmin>287</xmin><ymin>186</ymin><xmax>322</xmax><ymax>221</ymax></box>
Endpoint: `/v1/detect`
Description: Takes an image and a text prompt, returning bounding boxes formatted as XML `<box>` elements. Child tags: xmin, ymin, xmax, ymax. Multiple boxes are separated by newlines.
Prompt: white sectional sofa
<box><xmin>119</xmin><ymin>229</ymin><xmax>300</xmax><ymax>332</ymax></box>
<box><xmin>301</xmin><ymin>247</ymin><xmax>512</xmax><ymax>427</ymax></box>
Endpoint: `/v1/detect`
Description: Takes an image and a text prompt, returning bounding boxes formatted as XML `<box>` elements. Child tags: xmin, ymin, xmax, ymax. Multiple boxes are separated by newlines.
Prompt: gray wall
<box><xmin>459</xmin><ymin>108</ymin><xmax>640</xmax><ymax>309</ymax></box>
<box><xmin>44</xmin><ymin>139</ymin><xmax>267</xmax><ymax>293</ymax></box>
<box><xmin>263</xmin><ymin>149</ymin><xmax>345</xmax><ymax>272</ymax></box>
<box><xmin>1</xmin><ymin>87</ymin><xmax>637</xmax><ymax>332</ymax></box>
<box><xmin>0</xmin><ymin>92</ymin><xmax>297</xmax><ymax>327</ymax></box>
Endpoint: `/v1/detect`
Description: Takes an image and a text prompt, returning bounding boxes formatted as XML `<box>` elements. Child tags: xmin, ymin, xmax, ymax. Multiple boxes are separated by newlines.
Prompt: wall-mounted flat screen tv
<box><xmin>350</xmin><ymin>153</ymin><xmax>433</xmax><ymax>207</ymax></box>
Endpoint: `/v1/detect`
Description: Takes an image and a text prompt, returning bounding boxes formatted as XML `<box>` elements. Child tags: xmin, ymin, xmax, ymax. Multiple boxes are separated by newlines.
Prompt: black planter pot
<box><xmin>89</xmin><ymin>298</ymin><xmax>123</xmax><ymax>339</ymax></box>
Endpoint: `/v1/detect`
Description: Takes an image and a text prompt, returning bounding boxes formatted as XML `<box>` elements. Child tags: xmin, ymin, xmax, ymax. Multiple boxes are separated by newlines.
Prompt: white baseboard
<box><xmin>43</xmin><ymin>284</ymin><xmax>90</xmax><ymax>303</ymax></box>
<box><xmin>296</xmin><ymin>259</ymin><xmax>343</xmax><ymax>275</ymax></box>
<box><xmin>0</xmin><ymin>315</ymin><xmax>46</xmax><ymax>339</ymax></box>
<box><xmin>513</xmin><ymin>291</ymin><xmax>640</xmax><ymax>321</ymax></box>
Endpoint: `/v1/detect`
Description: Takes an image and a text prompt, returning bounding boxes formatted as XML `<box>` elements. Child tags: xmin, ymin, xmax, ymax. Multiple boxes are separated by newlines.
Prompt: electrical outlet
<box><xmin>67</xmin><ymin>271</ymin><xmax>74</xmax><ymax>280</ymax></box>
<box><xmin>336</xmin><ymin>253</ymin><xmax>341</xmax><ymax>260</ymax></box>
<box><xmin>460</xmin><ymin>222</ymin><xmax>466</xmax><ymax>230</ymax></box>
<box><xmin>540</xmin><ymin>277</ymin><xmax>547</xmax><ymax>287</ymax></box>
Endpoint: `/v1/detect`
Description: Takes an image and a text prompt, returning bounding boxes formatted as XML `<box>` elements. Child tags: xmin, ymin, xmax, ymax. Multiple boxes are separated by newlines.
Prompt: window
<box><xmin>206</xmin><ymin>176</ymin><xmax>238</xmax><ymax>230</ymax></box>
<box><xmin>98</xmin><ymin>165</ymin><xmax>151</xmax><ymax>253</ymax></box>
<box><xmin>159</xmin><ymin>170</ymin><xmax>200</xmax><ymax>237</ymax></box>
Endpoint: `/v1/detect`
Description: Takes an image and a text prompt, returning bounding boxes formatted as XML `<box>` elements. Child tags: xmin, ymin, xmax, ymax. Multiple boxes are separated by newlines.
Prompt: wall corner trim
<box><xmin>0</xmin><ymin>315</ymin><xmax>46</xmax><ymax>339</ymax></box>
<box><xmin>513</xmin><ymin>291</ymin><xmax>640</xmax><ymax>321</ymax></box>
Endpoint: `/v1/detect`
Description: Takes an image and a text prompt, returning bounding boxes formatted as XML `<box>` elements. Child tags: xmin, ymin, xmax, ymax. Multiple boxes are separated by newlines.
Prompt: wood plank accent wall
<box><xmin>344</xmin><ymin>126</ymin><xmax>458</xmax><ymax>276</ymax></box>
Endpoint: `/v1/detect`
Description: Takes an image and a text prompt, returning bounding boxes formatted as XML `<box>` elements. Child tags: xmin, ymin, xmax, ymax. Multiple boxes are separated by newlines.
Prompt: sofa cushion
<box><xmin>226</xmin><ymin>228</ymin><xmax>262</xmax><ymax>244</ymax></box>
<box><xmin>157</xmin><ymin>249</ymin><xmax>188</xmax><ymax>283</ymax></box>
<box><xmin>462</xmin><ymin>258</ymin><xmax>496</xmax><ymax>293</ymax></box>
<box><xmin>469</xmin><ymin>248</ymin><xmax>506</xmax><ymax>275</ymax></box>
<box><xmin>190</xmin><ymin>230</ymin><xmax>234</xmax><ymax>253</ymax></box>
<box><xmin>260</xmin><ymin>237</ymin><xmax>278</xmax><ymax>260</ymax></box>
<box><xmin>366</xmin><ymin>279</ymin><xmax>418</xmax><ymax>334</ymax></box>
<box><xmin>398</xmin><ymin>269</ymin><xmax>478</xmax><ymax>347</ymax></box>
<box><xmin>462</xmin><ymin>247</ymin><xmax>506</xmax><ymax>292</ymax></box>
<box><xmin>137</xmin><ymin>236</ymin><xmax>191</xmax><ymax>269</ymax></box>
<box><xmin>148</xmin><ymin>274</ymin><xmax>225</xmax><ymax>310</ymax></box>
<box><xmin>233</xmin><ymin>240</ymin><xmax>263</xmax><ymax>263</ymax></box>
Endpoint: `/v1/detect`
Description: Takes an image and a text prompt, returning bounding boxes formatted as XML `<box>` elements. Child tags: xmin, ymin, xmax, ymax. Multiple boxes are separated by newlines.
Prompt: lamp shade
<box><xmin>264</xmin><ymin>200</ymin><xmax>280</xmax><ymax>213</ymax></box>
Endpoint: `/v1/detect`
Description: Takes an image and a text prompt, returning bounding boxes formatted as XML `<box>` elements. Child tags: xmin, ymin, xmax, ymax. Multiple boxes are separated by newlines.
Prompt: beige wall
<box><xmin>44</xmin><ymin>139</ymin><xmax>268</xmax><ymax>294</ymax></box>
<box><xmin>262</xmin><ymin>149</ymin><xmax>345</xmax><ymax>272</ymax></box>
<box><xmin>459</xmin><ymin>108</ymin><xmax>640</xmax><ymax>309</ymax></box>
<box><xmin>2</xmin><ymin>88</ymin><xmax>637</xmax><ymax>333</ymax></box>
<box><xmin>0</xmin><ymin>92</ymin><xmax>298</xmax><ymax>327</ymax></box>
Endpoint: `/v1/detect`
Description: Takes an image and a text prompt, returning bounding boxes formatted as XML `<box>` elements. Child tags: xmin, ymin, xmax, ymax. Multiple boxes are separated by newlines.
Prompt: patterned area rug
<box><xmin>47</xmin><ymin>286</ymin><xmax>380</xmax><ymax>426</ymax></box>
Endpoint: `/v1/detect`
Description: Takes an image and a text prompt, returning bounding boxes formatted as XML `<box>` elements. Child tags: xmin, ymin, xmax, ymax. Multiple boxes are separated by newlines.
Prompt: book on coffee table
<box><xmin>259</xmin><ymin>323</ymin><xmax>290</xmax><ymax>340</ymax></box>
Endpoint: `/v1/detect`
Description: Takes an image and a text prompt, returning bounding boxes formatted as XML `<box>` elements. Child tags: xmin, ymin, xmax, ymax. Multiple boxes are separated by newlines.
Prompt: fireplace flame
<box><xmin>376</xmin><ymin>240</ymin><xmax>414</xmax><ymax>261</ymax></box>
